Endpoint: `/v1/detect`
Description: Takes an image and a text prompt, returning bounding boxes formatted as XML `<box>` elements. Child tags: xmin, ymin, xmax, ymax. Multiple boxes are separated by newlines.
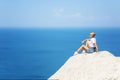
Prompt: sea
<box><xmin>0</xmin><ymin>27</ymin><xmax>120</xmax><ymax>79</ymax></box>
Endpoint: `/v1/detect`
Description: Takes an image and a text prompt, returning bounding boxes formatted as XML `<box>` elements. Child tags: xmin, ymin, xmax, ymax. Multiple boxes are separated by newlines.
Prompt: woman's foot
<box><xmin>73</xmin><ymin>51</ymin><xmax>79</xmax><ymax>56</ymax></box>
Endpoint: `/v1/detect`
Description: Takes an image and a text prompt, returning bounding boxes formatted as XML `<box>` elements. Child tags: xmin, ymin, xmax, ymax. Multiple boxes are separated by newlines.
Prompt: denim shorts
<box><xmin>87</xmin><ymin>47</ymin><xmax>96</xmax><ymax>53</ymax></box>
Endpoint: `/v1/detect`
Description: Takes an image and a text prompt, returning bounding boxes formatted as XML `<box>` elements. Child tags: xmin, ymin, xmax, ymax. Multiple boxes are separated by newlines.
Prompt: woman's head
<box><xmin>90</xmin><ymin>32</ymin><xmax>96</xmax><ymax>38</ymax></box>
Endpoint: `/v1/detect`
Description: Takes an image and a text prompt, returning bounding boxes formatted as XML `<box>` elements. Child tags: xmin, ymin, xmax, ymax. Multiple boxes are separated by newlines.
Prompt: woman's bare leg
<box><xmin>76</xmin><ymin>45</ymin><xmax>88</xmax><ymax>53</ymax></box>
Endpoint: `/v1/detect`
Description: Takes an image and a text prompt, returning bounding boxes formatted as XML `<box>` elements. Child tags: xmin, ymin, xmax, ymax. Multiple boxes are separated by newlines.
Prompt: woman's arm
<box><xmin>86</xmin><ymin>39</ymin><xmax>89</xmax><ymax>47</ymax></box>
<box><xmin>94</xmin><ymin>43</ymin><xmax>99</xmax><ymax>52</ymax></box>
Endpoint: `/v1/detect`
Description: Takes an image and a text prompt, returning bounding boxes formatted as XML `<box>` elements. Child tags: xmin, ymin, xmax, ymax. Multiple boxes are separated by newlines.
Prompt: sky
<box><xmin>0</xmin><ymin>0</ymin><xmax>120</xmax><ymax>28</ymax></box>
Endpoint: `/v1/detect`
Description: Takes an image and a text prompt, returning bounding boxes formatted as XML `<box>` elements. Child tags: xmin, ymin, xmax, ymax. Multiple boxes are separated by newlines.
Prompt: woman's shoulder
<box><xmin>91</xmin><ymin>37</ymin><xmax>96</xmax><ymax>40</ymax></box>
<box><xmin>92</xmin><ymin>37</ymin><xmax>96</xmax><ymax>39</ymax></box>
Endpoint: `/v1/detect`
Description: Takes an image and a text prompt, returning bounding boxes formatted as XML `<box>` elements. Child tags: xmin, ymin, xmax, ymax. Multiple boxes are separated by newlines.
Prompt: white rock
<box><xmin>48</xmin><ymin>51</ymin><xmax>120</xmax><ymax>80</ymax></box>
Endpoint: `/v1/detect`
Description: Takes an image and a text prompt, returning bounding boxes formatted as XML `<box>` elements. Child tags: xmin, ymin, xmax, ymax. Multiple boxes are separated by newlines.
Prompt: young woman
<box><xmin>74</xmin><ymin>32</ymin><xmax>99</xmax><ymax>55</ymax></box>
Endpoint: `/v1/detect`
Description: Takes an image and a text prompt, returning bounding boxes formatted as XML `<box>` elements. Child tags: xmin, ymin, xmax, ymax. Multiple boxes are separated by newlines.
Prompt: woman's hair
<box><xmin>90</xmin><ymin>32</ymin><xmax>96</xmax><ymax>37</ymax></box>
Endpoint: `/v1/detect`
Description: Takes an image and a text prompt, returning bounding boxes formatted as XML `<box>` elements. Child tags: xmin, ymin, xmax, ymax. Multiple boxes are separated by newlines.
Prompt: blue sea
<box><xmin>0</xmin><ymin>27</ymin><xmax>120</xmax><ymax>79</ymax></box>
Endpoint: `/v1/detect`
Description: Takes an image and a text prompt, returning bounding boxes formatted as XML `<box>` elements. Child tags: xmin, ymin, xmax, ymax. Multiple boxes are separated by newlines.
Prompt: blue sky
<box><xmin>0</xmin><ymin>0</ymin><xmax>120</xmax><ymax>28</ymax></box>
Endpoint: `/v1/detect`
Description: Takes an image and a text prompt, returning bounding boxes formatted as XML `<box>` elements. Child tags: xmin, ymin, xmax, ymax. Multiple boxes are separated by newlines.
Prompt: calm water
<box><xmin>0</xmin><ymin>27</ymin><xmax>120</xmax><ymax>79</ymax></box>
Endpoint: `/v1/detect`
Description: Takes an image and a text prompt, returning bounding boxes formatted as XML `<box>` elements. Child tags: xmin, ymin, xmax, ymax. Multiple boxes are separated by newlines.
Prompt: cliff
<box><xmin>49</xmin><ymin>51</ymin><xmax>120</xmax><ymax>80</ymax></box>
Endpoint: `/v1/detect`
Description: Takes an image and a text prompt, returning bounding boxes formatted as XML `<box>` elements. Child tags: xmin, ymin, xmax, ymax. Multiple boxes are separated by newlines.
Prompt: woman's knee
<box><xmin>83</xmin><ymin>45</ymin><xmax>88</xmax><ymax>50</ymax></box>
<box><xmin>82</xmin><ymin>45</ymin><xmax>85</xmax><ymax>48</ymax></box>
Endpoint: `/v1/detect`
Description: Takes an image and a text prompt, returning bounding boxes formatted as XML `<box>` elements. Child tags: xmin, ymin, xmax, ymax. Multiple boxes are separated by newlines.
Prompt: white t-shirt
<box><xmin>88</xmin><ymin>38</ymin><xmax>96</xmax><ymax>47</ymax></box>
